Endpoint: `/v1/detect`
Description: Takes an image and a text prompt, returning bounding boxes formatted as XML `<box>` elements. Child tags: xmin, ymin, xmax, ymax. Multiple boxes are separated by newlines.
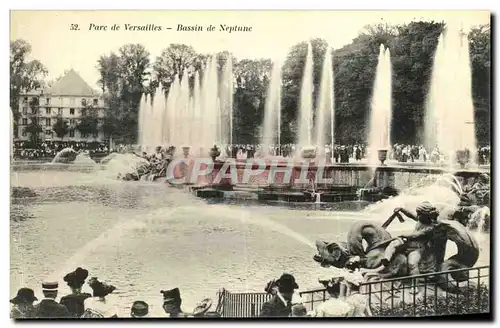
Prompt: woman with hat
<box><xmin>260</xmin><ymin>273</ymin><xmax>299</xmax><ymax>317</ymax></box>
<box><xmin>82</xmin><ymin>277</ymin><xmax>118</xmax><ymax>318</ymax></box>
<box><xmin>10</xmin><ymin>288</ymin><xmax>38</xmax><ymax>319</ymax></box>
<box><xmin>60</xmin><ymin>267</ymin><xmax>92</xmax><ymax>317</ymax></box>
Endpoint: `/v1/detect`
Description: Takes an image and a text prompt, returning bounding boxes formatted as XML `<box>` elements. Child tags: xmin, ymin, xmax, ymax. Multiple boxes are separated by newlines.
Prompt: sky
<box><xmin>10</xmin><ymin>10</ymin><xmax>490</xmax><ymax>89</ymax></box>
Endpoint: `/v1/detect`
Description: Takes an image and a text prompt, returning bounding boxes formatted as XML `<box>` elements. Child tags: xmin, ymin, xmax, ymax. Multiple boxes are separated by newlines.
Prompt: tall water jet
<box><xmin>367</xmin><ymin>44</ymin><xmax>392</xmax><ymax>165</ymax></box>
<box><xmin>165</xmin><ymin>76</ymin><xmax>179</xmax><ymax>146</ymax></box>
<box><xmin>176</xmin><ymin>70</ymin><xmax>190</xmax><ymax>148</ymax></box>
<box><xmin>137</xmin><ymin>54</ymin><xmax>234</xmax><ymax>155</ymax></box>
<box><xmin>220</xmin><ymin>55</ymin><xmax>234</xmax><ymax>146</ymax></box>
<box><xmin>297</xmin><ymin>42</ymin><xmax>314</xmax><ymax>151</ymax></box>
<box><xmin>260</xmin><ymin>60</ymin><xmax>282</xmax><ymax>155</ymax></box>
<box><xmin>314</xmin><ymin>46</ymin><xmax>334</xmax><ymax>159</ymax></box>
<box><xmin>151</xmin><ymin>84</ymin><xmax>167</xmax><ymax>148</ymax></box>
<box><xmin>200</xmin><ymin>56</ymin><xmax>219</xmax><ymax>152</ymax></box>
<box><xmin>425</xmin><ymin>25</ymin><xmax>477</xmax><ymax>164</ymax></box>
<box><xmin>192</xmin><ymin>71</ymin><xmax>202</xmax><ymax>154</ymax></box>
<box><xmin>137</xmin><ymin>93</ymin><xmax>146</xmax><ymax>147</ymax></box>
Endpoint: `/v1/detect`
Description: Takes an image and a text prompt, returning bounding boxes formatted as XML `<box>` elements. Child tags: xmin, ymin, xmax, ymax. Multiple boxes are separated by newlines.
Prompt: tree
<box><xmin>76</xmin><ymin>105</ymin><xmax>99</xmax><ymax>138</ymax></box>
<box><xmin>96</xmin><ymin>44</ymin><xmax>151</xmax><ymax>144</ymax></box>
<box><xmin>23</xmin><ymin>122</ymin><xmax>42</xmax><ymax>145</ymax></box>
<box><xmin>233</xmin><ymin>58</ymin><xmax>272</xmax><ymax>143</ymax></box>
<box><xmin>469</xmin><ymin>24</ymin><xmax>491</xmax><ymax>146</ymax></box>
<box><xmin>97</xmin><ymin>53</ymin><xmax>121</xmax><ymax>95</ymax></box>
<box><xmin>22</xmin><ymin>97</ymin><xmax>42</xmax><ymax>145</ymax></box>
<box><xmin>52</xmin><ymin>117</ymin><xmax>69</xmax><ymax>140</ymax></box>
<box><xmin>153</xmin><ymin>44</ymin><xmax>199</xmax><ymax>92</ymax></box>
<box><xmin>10</xmin><ymin>39</ymin><xmax>47</xmax><ymax>119</ymax></box>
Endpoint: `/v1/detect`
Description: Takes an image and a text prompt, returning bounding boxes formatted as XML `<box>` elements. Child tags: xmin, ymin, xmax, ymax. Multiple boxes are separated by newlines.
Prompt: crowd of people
<box><xmin>10</xmin><ymin>269</ymin><xmax>370</xmax><ymax>319</ymax></box>
<box><xmin>13</xmin><ymin>141</ymin><xmax>109</xmax><ymax>160</ymax></box>
<box><xmin>10</xmin><ymin>267</ymin><xmax>221</xmax><ymax>319</ymax></box>
<box><xmin>391</xmin><ymin>144</ymin><xmax>491</xmax><ymax>165</ymax></box>
<box><xmin>12</xmin><ymin>140</ymin><xmax>490</xmax><ymax>166</ymax></box>
<box><xmin>260</xmin><ymin>272</ymin><xmax>371</xmax><ymax>317</ymax></box>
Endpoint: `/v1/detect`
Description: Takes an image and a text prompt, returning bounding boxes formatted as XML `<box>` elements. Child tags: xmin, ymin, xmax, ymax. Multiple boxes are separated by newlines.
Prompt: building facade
<box><xmin>15</xmin><ymin>69</ymin><xmax>107</xmax><ymax>143</ymax></box>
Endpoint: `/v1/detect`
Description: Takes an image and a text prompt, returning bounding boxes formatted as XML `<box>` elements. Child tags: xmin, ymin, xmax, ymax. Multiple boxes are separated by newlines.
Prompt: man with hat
<box><xmin>161</xmin><ymin>288</ymin><xmax>189</xmax><ymax>317</ymax></box>
<box><xmin>130</xmin><ymin>301</ymin><xmax>150</xmax><ymax>318</ymax></box>
<box><xmin>10</xmin><ymin>288</ymin><xmax>38</xmax><ymax>319</ymax></box>
<box><xmin>260</xmin><ymin>273</ymin><xmax>299</xmax><ymax>317</ymax></box>
<box><xmin>33</xmin><ymin>282</ymin><xmax>70</xmax><ymax>318</ymax></box>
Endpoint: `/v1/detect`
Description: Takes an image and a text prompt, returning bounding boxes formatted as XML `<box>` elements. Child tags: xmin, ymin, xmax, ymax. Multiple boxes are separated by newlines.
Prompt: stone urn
<box><xmin>182</xmin><ymin>146</ymin><xmax>191</xmax><ymax>158</ymax></box>
<box><xmin>378</xmin><ymin>149</ymin><xmax>388</xmax><ymax>165</ymax></box>
<box><xmin>301</xmin><ymin>146</ymin><xmax>317</xmax><ymax>160</ymax></box>
<box><xmin>456</xmin><ymin>150</ymin><xmax>469</xmax><ymax>168</ymax></box>
<box><xmin>209</xmin><ymin>145</ymin><xmax>221</xmax><ymax>162</ymax></box>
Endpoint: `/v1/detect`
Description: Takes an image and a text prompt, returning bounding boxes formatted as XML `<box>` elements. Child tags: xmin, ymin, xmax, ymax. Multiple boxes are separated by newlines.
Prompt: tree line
<box><xmin>10</xmin><ymin>21</ymin><xmax>491</xmax><ymax>147</ymax></box>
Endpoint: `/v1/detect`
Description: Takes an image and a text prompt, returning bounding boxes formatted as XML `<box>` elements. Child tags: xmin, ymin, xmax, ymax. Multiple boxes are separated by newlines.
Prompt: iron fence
<box><xmin>217</xmin><ymin>265</ymin><xmax>490</xmax><ymax>318</ymax></box>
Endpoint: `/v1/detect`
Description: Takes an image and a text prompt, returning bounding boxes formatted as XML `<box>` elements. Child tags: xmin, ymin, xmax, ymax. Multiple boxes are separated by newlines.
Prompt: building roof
<box><xmin>45</xmin><ymin>69</ymin><xmax>98</xmax><ymax>97</ymax></box>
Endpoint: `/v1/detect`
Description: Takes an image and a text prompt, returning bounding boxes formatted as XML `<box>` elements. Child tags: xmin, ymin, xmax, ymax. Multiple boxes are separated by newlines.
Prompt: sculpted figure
<box><xmin>314</xmin><ymin>201</ymin><xmax>480</xmax><ymax>293</ymax></box>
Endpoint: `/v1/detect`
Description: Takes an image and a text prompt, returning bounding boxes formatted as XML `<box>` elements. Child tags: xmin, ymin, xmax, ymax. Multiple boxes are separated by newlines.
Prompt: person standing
<box><xmin>60</xmin><ymin>267</ymin><xmax>92</xmax><ymax>317</ymax></box>
<box><xmin>310</xmin><ymin>278</ymin><xmax>353</xmax><ymax>317</ymax></box>
<box><xmin>33</xmin><ymin>282</ymin><xmax>70</xmax><ymax>318</ymax></box>
<box><xmin>161</xmin><ymin>288</ymin><xmax>190</xmax><ymax>317</ymax></box>
<box><xmin>82</xmin><ymin>277</ymin><xmax>118</xmax><ymax>318</ymax></box>
<box><xmin>10</xmin><ymin>288</ymin><xmax>38</xmax><ymax>319</ymax></box>
<box><xmin>260</xmin><ymin>273</ymin><xmax>299</xmax><ymax>317</ymax></box>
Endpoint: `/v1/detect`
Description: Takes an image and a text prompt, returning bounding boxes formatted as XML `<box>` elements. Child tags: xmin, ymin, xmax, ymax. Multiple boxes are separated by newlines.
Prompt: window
<box><xmin>46</xmin><ymin>108</ymin><xmax>51</xmax><ymax>115</ymax></box>
<box><xmin>59</xmin><ymin>97</ymin><xmax>64</xmax><ymax>106</ymax></box>
<box><xmin>92</xmin><ymin>131</ymin><xmax>98</xmax><ymax>138</ymax></box>
<box><xmin>22</xmin><ymin>107</ymin><xmax>28</xmax><ymax>115</ymax></box>
<box><xmin>22</xmin><ymin>118</ymin><xmax>28</xmax><ymax>125</ymax></box>
<box><xmin>70</xmin><ymin>119</ymin><xmax>76</xmax><ymax>125</ymax></box>
<box><xmin>45</xmin><ymin>118</ymin><xmax>51</xmax><ymax>126</ymax></box>
<box><xmin>69</xmin><ymin>130</ymin><xmax>75</xmax><ymax>137</ymax></box>
<box><xmin>58</xmin><ymin>108</ymin><xmax>62</xmax><ymax>115</ymax></box>
<box><xmin>46</xmin><ymin>98</ymin><xmax>50</xmax><ymax>105</ymax></box>
<box><xmin>81</xmin><ymin>109</ymin><xmax>87</xmax><ymax>116</ymax></box>
<box><xmin>93</xmin><ymin>98</ymin><xmax>98</xmax><ymax>106</ymax></box>
<box><xmin>31</xmin><ymin>118</ymin><xmax>37</xmax><ymax>125</ymax></box>
<box><xmin>22</xmin><ymin>130</ymin><xmax>27</xmax><ymax>137</ymax></box>
<box><xmin>70</xmin><ymin>108</ymin><xmax>75</xmax><ymax>115</ymax></box>
<box><xmin>82</xmin><ymin>132</ymin><xmax>88</xmax><ymax>138</ymax></box>
<box><xmin>31</xmin><ymin>108</ymin><xmax>37</xmax><ymax>115</ymax></box>
<box><xmin>23</xmin><ymin>97</ymin><xmax>28</xmax><ymax>103</ymax></box>
<box><xmin>81</xmin><ymin>98</ymin><xmax>87</xmax><ymax>106</ymax></box>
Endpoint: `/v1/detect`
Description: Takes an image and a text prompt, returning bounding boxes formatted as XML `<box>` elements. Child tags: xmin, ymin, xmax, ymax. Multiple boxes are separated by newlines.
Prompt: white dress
<box><xmin>82</xmin><ymin>295</ymin><xmax>119</xmax><ymax>318</ymax></box>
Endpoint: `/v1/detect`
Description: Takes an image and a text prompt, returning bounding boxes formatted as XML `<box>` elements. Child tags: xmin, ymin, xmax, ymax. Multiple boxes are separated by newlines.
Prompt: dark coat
<box><xmin>34</xmin><ymin>299</ymin><xmax>71</xmax><ymax>318</ymax></box>
<box><xmin>259</xmin><ymin>295</ymin><xmax>291</xmax><ymax>317</ymax></box>
<box><xmin>60</xmin><ymin>293</ymin><xmax>92</xmax><ymax>317</ymax></box>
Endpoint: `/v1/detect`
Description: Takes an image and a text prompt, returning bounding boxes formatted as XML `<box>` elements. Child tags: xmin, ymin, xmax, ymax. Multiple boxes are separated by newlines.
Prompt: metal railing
<box><xmin>363</xmin><ymin>265</ymin><xmax>490</xmax><ymax>317</ymax></box>
<box><xmin>217</xmin><ymin>266</ymin><xmax>490</xmax><ymax>318</ymax></box>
